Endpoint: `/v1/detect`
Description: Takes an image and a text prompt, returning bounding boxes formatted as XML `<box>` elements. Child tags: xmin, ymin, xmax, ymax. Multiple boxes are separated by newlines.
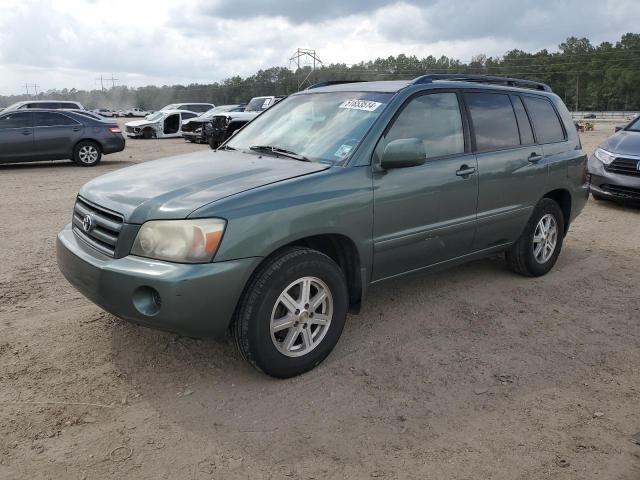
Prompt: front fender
<box><xmin>189</xmin><ymin>166</ymin><xmax>374</xmax><ymax>279</ymax></box>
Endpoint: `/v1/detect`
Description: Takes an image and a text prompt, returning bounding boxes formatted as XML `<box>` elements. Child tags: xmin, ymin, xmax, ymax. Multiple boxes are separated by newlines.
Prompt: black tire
<box><xmin>233</xmin><ymin>247</ymin><xmax>349</xmax><ymax>378</ymax></box>
<box><xmin>73</xmin><ymin>141</ymin><xmax>102</xmax><ymax>167</ymax></box>
<box><xmin>142</xmin><ymin>128</ymin><xmax>154</xmax><ymax>140</ymax></box>
<box><xmin>505</xmin><ymin>198</ymin><xmax>565</xmax><ymax>277</ymax></box>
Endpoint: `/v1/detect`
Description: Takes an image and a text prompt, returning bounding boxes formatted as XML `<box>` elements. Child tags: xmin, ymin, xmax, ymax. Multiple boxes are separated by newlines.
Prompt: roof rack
<box><xmin>411</xmin><ymin>74</ymin><xmax>552</xmax><ymax>92</ymax></box>
<box><xmin>305</xmin><ymin>80</ymin><xmax>366</xmax><ymax>90</ymax></box>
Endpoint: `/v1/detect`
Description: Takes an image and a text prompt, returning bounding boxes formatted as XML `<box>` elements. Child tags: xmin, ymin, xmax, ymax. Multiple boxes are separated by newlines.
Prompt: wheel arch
<box><xmin>72</xmin><ymin>138</ymin><xmax>103</xmax><ymax>156</ymax></box>
<box><xmin>542</xmin><ymin>188</ymin><xmax>572</xmax><ymax>235</ymax></box>
<box><xmin>246</xmin><ymin>233</ymin><xmax>363</xmax><ymax>314</ymax></box>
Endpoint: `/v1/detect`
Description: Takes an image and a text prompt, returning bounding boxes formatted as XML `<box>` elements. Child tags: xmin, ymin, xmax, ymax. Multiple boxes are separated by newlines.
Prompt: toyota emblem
<box><xmin>82</xmin><ymin>214</ymin><xmax>95</xmax><ymax>233</ymax></box>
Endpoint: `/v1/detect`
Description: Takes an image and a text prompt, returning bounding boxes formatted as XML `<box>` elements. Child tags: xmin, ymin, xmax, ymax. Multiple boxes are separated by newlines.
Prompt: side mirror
<box><xmin>380</xmin><ymin>138</ymin><xmax>427</xmax><ymax>169</ymax></box>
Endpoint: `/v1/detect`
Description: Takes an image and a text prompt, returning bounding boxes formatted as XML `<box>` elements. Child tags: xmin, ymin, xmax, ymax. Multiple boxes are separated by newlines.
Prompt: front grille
<box><xmin>605</xmin><ymin>157</ymin><xmax>640</xmax><ymax>177</ymax></box>
<box><xmin>125</xmin><ymin>126</ymin><xmax>135</xmax><ymax>134</ymax></box>
<box><xmin>601</xmin><ymin>184</ymin><xmax>640</xmax><ymax>200</ymax></box>
<box><xmin>72</xmin><ymin>197</ymin><xmax>124</xmax><ymax>256</ymax></box>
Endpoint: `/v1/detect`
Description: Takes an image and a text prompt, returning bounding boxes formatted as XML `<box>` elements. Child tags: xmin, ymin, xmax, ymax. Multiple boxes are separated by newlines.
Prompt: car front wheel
<box><xmin>233</xmin><ymin>247</ymin><xmax>348</xmax><ymax>378</ymax></box>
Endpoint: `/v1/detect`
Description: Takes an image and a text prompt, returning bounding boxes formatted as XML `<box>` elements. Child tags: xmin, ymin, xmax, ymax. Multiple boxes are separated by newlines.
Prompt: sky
<box><xmin>0</xmin><ymin>0</ymin><xmax>638</xmax><ymax>95</ymax></box>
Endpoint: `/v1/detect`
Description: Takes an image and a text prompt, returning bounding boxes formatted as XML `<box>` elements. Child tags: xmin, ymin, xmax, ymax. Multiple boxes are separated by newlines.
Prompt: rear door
<box><xmin>0</xmin><ymin>112</ymin><xmax>34</xmax><ymax>162</ymax></box>
<box><xmin>372</xmin><ymin>91</ymin><xmax>478</xmax><ymax>280</ymax></box>
<box><xmin>465</xmin><ymin>91</ymin><xmax>548</xmax><ymax>250</ymax></box>
<box><xmin>521</xmin><ymin>95</ymin><xmax>570</xmax><ymax>185</ymax></box>
<box><xmin>33</xmin><ymin>112</ymin><xmax>83</xmax><ymax>159</ymax></box>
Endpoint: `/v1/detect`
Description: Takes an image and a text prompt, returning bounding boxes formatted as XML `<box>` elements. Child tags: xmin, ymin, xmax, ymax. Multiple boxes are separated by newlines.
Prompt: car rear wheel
<box><xmin>505</xmin><ymin>198</ymin><xmax>565</xmax><ymax>277</ymax></box>
<box><xmin>233</xmin><ymin>247</ymin><xmax>348</xmax><ymax>378</ymax></box>
<box><xmin>73</xmin><ymin>141</ymin><xmax>102</xmax><ymax>167</ymax></box>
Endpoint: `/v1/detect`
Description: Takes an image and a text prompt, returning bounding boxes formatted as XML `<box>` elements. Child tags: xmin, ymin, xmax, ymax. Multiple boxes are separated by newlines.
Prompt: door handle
<box><xmin>528</xmin><ymin>152</ymin><xmax>543</xmax><ymax>163</ymax></box>
<box><xmin>22</xmin><ymin>129</ymin><xmax>32</xmax><ymax>136</ymax></box>
<box><xmin>455</xmin><ymin>165</ymin><xmax>476</xmax><ymax>177</ymax></box>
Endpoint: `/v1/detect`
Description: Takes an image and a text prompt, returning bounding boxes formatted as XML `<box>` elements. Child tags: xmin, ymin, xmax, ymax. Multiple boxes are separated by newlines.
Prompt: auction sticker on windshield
<box><xmin>339</xmin><ymin>99</ymin><xmax>383</xmax><ymax>112</ymax></box>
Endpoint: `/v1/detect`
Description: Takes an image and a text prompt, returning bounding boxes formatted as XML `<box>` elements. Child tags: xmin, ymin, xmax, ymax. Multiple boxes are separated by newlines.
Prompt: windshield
<box><xmin>627</xmin><ymin>117</ymin><xmax>640</xmax><ymax>132</ymax></box>
<box><xmin>226</xmin><ymin>91</ymin><xmax>393</xmax><ymax>164</ymax></box>
<box><xmin>145</xmin><ymin>112</ymin><xmax>164</xmax><ymax>122</ymax></box>
<box><xmin>245</xmin><ymin>97</ymin><xmax>273</xmax><ymax>112</ymax></box>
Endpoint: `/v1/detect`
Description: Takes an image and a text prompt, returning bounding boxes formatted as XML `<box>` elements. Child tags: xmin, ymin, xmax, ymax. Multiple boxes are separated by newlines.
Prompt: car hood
<box><xmin>125</xmin><ymin>119</ymin><xmax>158</xmax><ymax>127</ymax></box>
<box><xmin>216</xmin><ymin>111</ymin><xmax>260</xmax><ymax>121</ymax></box>
<box><xmin>79</xmin><ymin>150</ymin><xmax>330</xmax><ymax>223</ymax></box>
<box><xmin>601</xmin><ymin>130</ymin><xmax>640</xmax><ymax>156</ymax></box>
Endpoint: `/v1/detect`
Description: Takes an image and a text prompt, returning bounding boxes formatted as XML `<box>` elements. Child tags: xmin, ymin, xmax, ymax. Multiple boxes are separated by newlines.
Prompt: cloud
<box><xmin>0</xmin><ymin>0</ymin><xmax>638</xmax><ymax>95</ymax></box>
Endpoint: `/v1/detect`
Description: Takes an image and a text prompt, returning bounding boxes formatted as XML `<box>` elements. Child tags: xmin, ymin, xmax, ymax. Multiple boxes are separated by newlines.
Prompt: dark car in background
<box><xmin>182</xmin><ymin>104</ymin><xmax>245</xmax><ymax>143</ymax></box>
<box><xmin>206</xmin><ymin>96</ymin><xmax>285</xmax><ymax>149</ymax></box>
<box><xmin>0</xmin><ymin>109</ymin><xmax>125</xmax><ymax>167</ymax></box>
<box><xmin>588</xmin><ymin>115</ymin><xmax>640</xmax><ymax>203</ymax></box>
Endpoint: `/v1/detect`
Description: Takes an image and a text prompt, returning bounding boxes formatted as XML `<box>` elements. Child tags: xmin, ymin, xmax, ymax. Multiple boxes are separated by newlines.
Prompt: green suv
<box><xmin>57</xmin><ymin>75</ymin><xmax>589</xmax><ymax>378</ymax></box>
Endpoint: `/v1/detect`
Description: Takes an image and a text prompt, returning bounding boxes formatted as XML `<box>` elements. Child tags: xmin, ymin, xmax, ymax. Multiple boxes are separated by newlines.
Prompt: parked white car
<box><xmin>125</xmin><ymin>110</ymin><xmax>199</xmax><ymax>139</ymax></box>
<box><xmin>160</xmin><ymin>103</ymin><xmax>215</xmax><ymax>113</ymax></box>
<box><xmin>121</xmin><ymin>107</ymin><xmax>150</xmax><ymax>117</ymax></box>
<box><xmin>93</xmin><ymin>108</ymin><xmax>117</xmax><ymax>117</ymax></box>
<box><xmin>3</xmin><ymin>100</ymin><xmax>85</xmax><ymax>112</ymax></box>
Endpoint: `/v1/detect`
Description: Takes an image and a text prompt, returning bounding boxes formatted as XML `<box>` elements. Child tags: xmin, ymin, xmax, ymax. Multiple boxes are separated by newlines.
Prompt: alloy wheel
<box><xmin>270</xmin><ymin>276</ymin><xmax>333</xmax><ymax>357</ymax></box>
<box><xmin>533</xmin><ymin>213</ymin><xmax>558</xmax><ymax>264</ymax></box>
<box><xmin>78</xmin><ymin>145</ymin><xmax>99</xmax><ymax>164</ymax></box>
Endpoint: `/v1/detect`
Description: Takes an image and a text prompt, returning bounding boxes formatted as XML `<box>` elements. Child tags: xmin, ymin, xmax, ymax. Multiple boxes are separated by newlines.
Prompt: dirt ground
<box><xmin>1</xmin><ymin>121</ymin><xmax>639</xmax><ymax>479</ymax></box>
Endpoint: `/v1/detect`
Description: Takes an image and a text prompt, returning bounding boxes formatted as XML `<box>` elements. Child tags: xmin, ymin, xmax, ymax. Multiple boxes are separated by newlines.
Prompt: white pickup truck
<box><xmin>120</xmin><ymin>107</ymin><xmax>150</xmax><ymax>118</ymax></box>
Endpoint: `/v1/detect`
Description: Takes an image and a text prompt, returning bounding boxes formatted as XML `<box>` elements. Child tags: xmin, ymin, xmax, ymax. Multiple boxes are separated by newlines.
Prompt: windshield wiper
<box><xmin>249</xmin><ymin>145</ymin><xmax>311</xmax><ymax>162</ymax></box>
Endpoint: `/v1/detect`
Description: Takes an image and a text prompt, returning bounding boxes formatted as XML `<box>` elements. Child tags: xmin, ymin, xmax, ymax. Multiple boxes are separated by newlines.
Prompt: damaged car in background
<box><xmin>125</xmin><ymin>109</ymin><xmax>198</xmax><ymax>139</ymax></box>
<box><xmin>182</xmin><ymin>104</ymin><xmax>245</xmax><ymax>144</ymax></box>
<box><xmin>207</xmin><ymin>96</ymin><xmax>284</xmax><ymax>149</ymax></box>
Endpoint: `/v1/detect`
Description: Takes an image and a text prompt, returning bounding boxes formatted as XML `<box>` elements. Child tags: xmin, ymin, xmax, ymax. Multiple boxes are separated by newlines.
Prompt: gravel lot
<box><xmin>1</xmin><ymin>121</ymin><xmax>639</xmax><ymax>479</ymax></box>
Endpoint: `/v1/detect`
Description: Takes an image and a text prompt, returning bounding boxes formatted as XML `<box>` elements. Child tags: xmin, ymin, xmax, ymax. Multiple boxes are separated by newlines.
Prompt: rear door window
<box><xmin>0</xmin><ymin>112</ymin><xmax>32</xmax><ymax>128</ymax></box>
<box><xmin>34</xmin><ymin>112</ymin><xmax>79</xmax><ymax>126</ymax></box>
<box><xmin>465</xmin><ymin>93</ymin><xmax>520</xmax><ymax>151</ymax></box>
<box><xmin>522</xmin><ymin>96</ymin><xmax>566</xmax><ymax>144</ymax></box>
<box><xmin>511</xmin><ymin>95</ymin><xmax>535</xmax><ymax>145</ymax></box>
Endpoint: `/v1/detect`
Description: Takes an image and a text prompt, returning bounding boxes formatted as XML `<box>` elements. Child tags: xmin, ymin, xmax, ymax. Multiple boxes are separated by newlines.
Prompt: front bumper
<box><xmin>57</xmin><ymin>224</ymin><xmax>260</xmax><ymax>337</ymax></box>
<box><xmin>588</xmin><ymin>154</ymin><xmax>640</xmax><ymax>201</ymax></box>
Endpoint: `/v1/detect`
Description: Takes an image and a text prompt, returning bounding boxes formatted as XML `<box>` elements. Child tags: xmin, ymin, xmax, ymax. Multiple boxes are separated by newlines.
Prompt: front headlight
<box><xmin>594</xmin><ymin>148</ymin><xmax>615</xmax><ymax>165</ymax></box>
<box><xmin>131</xmin><ymin>219</ymin><xmax>226</xmax><ymax>263</ymax></box>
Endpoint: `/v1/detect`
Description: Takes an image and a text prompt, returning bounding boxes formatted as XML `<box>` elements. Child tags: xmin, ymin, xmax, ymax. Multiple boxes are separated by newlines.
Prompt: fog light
<box><xmin>132</xmin><ymin>286</ymin><xmax>161</xmax><ymax>316</ymax></box>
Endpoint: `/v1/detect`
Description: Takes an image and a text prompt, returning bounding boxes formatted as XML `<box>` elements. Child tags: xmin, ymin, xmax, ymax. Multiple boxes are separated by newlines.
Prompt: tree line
<box><xmin>2</xmin><ymin>33</ymin><xmax>639</xmax><ymax>112</ymax></box>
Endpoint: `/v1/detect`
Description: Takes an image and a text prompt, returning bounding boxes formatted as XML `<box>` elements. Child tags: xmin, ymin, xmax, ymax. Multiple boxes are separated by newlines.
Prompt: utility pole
<box><xmin>31</xmin><ymin>84</ymin><xmax>39</xmax><ymax>96</ymax></box>
<box><xmin>108</xmin><ymin>74</ymin><xmax>119</xmax><ymax>89</ymax></box>
<box><xmin>25</xmin><ymin>83</ymin><xmax>30</xmax><ymax>96</ymax></box>
<box><xmin>96</xmin><ymin>75</ymin><xmax>105</xmax><ymax>91</ymax></box>
<box><xmin>289</xmin><ymin>48</ymin><xmax>323</xmax><ymax>89</ymax></box>
<box><xmin>575</xmin><ymin>74</ymin><xmax>579</xmax><ymax>112</ymax></box>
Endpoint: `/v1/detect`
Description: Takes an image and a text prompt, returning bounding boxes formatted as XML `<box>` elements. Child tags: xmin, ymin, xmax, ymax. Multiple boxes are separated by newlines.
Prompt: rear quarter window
<box><xmin>465</xmin><ymin>92</ymin><xmax>520</xmax><ymax>151</ymax></box>
<box><xmin>522</xmin><ymin>96</ymin><xmax>566</xmax><ymax>144</ymax></box>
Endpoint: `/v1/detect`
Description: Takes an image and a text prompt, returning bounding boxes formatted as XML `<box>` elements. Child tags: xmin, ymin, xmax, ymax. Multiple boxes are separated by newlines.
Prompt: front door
<box><xmin>372</xmin><ymin>91</ymin><xmax>478</xmax><ymax>281</ymax></box>
<box><xmin>0</xmin><ymin>112</ymin><xmax>34</xmax><ymax>163</ymax></box>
